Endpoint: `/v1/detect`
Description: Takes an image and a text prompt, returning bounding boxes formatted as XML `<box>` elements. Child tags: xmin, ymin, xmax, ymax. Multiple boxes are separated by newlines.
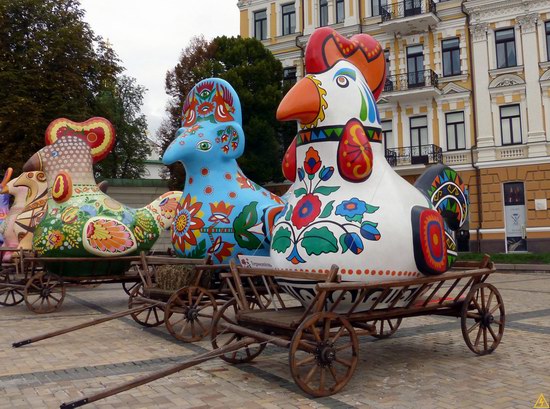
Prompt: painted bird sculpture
<box><xmin>163</xmin><ymin>78</ymin><xmax>284</xmax><ymax>262</ymax></box>
<box><xmin>22</xmin><ymin>118</ymin><xmax>181</xmax><ymax>271</ymax></box>
<box><xmin>270</xmin><ymin>28</ymin><xmax>468</xmax><ymax>291</ymax></box>
<box><xmin>0</xmin><ymin>169</ymin><xmax>48</xmax><ymax>262</ymax></box>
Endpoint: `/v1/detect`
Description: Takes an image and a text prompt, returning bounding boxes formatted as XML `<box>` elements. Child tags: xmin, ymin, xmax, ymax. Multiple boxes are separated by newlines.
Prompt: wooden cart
<box><xmin>0</xmin><ymin>249</ymin><xmax>144</xmax><ymax>313</ymax></box>
<box><xmin>58</xmin><ymin>256</ymin><xmax>504</xmax><ymax>408</ymax></box>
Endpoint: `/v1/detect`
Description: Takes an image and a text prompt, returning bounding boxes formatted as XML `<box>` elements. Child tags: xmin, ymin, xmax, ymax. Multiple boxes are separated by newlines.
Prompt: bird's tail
<box><xmin>414</xmin><ymin>164</ymin><xmax>469</xmax><ymax>266</ymax></box>
<box><xmin>141</xmin><ymin>191</ymin><xmax>183</xmax><ymax>231</ymax></box>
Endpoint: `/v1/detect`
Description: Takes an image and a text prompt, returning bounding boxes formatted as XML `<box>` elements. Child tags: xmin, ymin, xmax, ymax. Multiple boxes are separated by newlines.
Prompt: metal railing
<box><xmin>380</xmin><ymin>0</ymin><xmax>437</xmax><ymax>21</ymax></box>
<box><xmin>385</xmin><ymin>144</ymin><xmax>443</xmax><ymax>167</ymax></box>
<box><xmin>384</xmin><ymin>69</ymin><xmax>438</xmax><ymax>92</ymax></box>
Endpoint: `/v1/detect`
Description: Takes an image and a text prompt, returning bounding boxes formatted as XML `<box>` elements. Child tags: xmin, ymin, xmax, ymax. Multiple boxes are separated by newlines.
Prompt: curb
<box><xmin>495</xmin><ymin>263</ymin><xmax>550</xmax><ymax>272</ymax></box>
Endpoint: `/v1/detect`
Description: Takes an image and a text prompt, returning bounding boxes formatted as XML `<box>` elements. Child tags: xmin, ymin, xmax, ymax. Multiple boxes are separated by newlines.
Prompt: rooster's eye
<box><xmin>196</xmin><ymin>140</ymin><xmax>212</xmax><ymax>151</ymax></box>
<box><xmin>336</xmin><ymin>75</ymin><xmax>349</xmax><ymax>88</ymax></box>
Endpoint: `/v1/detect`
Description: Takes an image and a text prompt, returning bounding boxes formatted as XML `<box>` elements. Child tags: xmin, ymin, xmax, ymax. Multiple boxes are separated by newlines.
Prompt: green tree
<box><xmin>94</xmin><ymin>75</ymin><xmax>151</xmax><ymax>179</ymax></box>
<box><xmin>158</xmin><ymin>35</ymin><xmax>287</xmax><ymax>189</ymax></box>
<box><xmin>0</xmin><ymin>0</ymin><xmax>149</xmax><ymax>178</ymax></box>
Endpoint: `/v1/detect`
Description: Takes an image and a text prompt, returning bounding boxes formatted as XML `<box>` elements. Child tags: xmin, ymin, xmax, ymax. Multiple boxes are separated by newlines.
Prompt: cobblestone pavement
<box><xmin>0</xmin><ymin>272</ymin><xmax>549</xmax><ymax>409</ymax></box>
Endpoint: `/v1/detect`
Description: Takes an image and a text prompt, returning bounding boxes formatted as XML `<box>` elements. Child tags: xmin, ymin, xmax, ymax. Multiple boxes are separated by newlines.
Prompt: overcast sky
<box><xmin>80</xmin><ymin>0</ymin><xmax>240</xmax><ymax>144</ymax></box>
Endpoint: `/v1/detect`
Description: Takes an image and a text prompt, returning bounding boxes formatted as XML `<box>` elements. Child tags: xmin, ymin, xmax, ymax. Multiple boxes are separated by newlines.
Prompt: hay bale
<box><xmin>155</xmin><ymin>265</ymin><xmax>212</xmax><ymax>291</ymax></box>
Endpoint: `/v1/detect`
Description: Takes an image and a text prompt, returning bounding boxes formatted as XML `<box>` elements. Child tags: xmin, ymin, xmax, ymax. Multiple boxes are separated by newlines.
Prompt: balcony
<box><xmin>380</xmin><ymin>0</ymin><xmax>439</xmax><ymax>35</ymax></box>
<box><xmin>385</xmin><ymin>144</ymin><xmax>443</xmax><ymax>167</ymax></box>
<box><xmin>383</xmin><ymin>69</ymin><xmax>440</xmax><ymax>101</ymax></box>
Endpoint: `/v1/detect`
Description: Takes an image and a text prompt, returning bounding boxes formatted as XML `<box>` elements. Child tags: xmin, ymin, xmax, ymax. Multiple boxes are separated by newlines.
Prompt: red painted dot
<box><xmin>398</xmin><ymin>272</ymin><xmax>402</xmax><ymax>276</ymax></box>
<box><xmin>201</xmin><ymin>168</ymin><xmax>209</xmax><ymax>176</ymax></box>
<box><xmin>391</xmin><ymin>271</ymin><xmax>396</xmax><ymax>276</ymax></box>
<box><xmin>347</xmin><ymin>269</ymin><xmax>353</xmax><ymax>275</ymax></box>
<box><xmin>225</xmin><ymin>173</ymin><xmax>232</xmax><ymax>180</ymax></box>
<box><xmin>378</xmin><ymin>270</ymin><xmax>384</xmax><ymax>276</ymax></box>
<box><xmin>188</xmin><ymin>177</ymin><xmax>193</xmax><ymax>185</ymax></box>
<box><xmin>204</xmin><ymin>186</ymin><xmax>213</xmax><ymax>195</ymax></box>
<box><xmin>371</xmin><ymin>270</ymin><xmax>376</xmax><ymax>275</ymax></box>
<box><xmin>356</xmin><ymin>269</ymin><xmax>362</xmax><ymax>275</ymax></box>
<box><xmin>229</xmin><ymin>192</ymin><xmax>236</xmax><ymax>198</ymax></box>
<box><xmin>385</xmin><ymin>270</ymin><xmax>390</xmax><ymax>275</ymax></box>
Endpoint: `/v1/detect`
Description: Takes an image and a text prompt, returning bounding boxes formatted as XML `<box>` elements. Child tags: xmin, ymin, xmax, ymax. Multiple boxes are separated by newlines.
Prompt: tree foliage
<box><xmin>158</xmin><ymin>35</ymin><xmax>288</xmax><ymax>189</ymax></box>
<box><xmin>0</xmin><ymin>0</ymin><xmax>149</xmax><ymax>179</ymax></box>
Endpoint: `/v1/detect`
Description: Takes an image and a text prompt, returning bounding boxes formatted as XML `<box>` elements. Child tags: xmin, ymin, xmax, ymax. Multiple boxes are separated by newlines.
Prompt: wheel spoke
<box><xmin>483</xmin><ymin>327</ymin><xmax>488</xmax><ymax>351</ymax></box>
<box><xmin>467</xmin><ymin>321</ymin><xmax>481</xmax><ymax>334</ymax></box>
<box><xmin>153</xmin><ymin>308</ymin><xmax>160</xmax><ymax>323</ymax></box>
<box><xmin>489</xmin><ymin>303</ymin><xmax>502</xmax><ymax>315</ymax></box>
<box><xmin>49</xmin><ymin>294</ymin><xmax>61</xmax><ymax>303</ymax></box>
<box><xmin>195</xmin><ymin>318</ymin><xmax>207</xmax><ymax>333</ymax></box>
<box><xmin>323</xmin><ymin>317</ymin><xmax>331</xmax><ymax>340</ymax></box>
<box><xmin>309</xmin><ymin>324</ymin><xmax>322</xmax><ymax>343</ymax></box>
<box><xmin>328</xmin><ymin>366</ymin><xmax>339</xmax><ymax>383</ymax></box>
<box><xmin>331</xmin><ymin>326</ymin><xmax>347</xmax><ymax>343</ymax></box>
<box><xmin>144</xmin><ymin>308</ymin><xmax>152</xmax><ymax>323</ymax></box>
<box><xmin>474</xmin><ymin>325</ymin><xmax>483</xmax><ymax>347</ymax></box>
<box><xmin>295</xmin><ymin>354</ymin><xmax>316</xmax><ymax>367</ymax></box>
<box><xmin>486</xmin><ymin>290</ymin><xmax>494</xmax><ymax>311</ymax></box>
<box><xmin>319</xmin><ymin>367</ymin><xmax>326</xmax><ymax>393</ymax></box>
<box><xmin>170</xmin><ymin>317</ymin><xmax>186</xmax><ymax>326</ymax></box>
<box><xmin>380</xmin><ymin>320</ymin><xmax>385</xmax><ymax>335</ymax></box>
<box><xmin>487</xmin><ymin>324</ymin><xmax>499</xmax><ymax>342</ymax></box>
<box><xmin>190</xmin><ymin>320</ymin><xmax>196</xmax><ymax>337</ymax></box>
<box><xmin>335</xmin><ymin>357</ymin><xmax>352</xmax><ymax>369</ymax></box>
<box><xmin>480</xmin><ymin>288</ymin><xmax>486</xmax><ymax>310</ymax></box>
<box><xmin>335</xmin><ymin>342</ymin><xmax>353</xmax><ymax>352</ymax></box>
<box><xmin>303</xmin><ymin>363</ymin><xmax>318</xmax><ymax>384</ymax></box>
<box><xmin>179</xmin><ymin>320</ymin><xmax>190</xmax><ymax>336</ymax></box>
<box><xmin>388</xmin><ymin>320</ymin><xmax>395</xmax><ymax>331</ymax></box>
<box><xmin>197</xmin><ymin>312</ymin><xmax>214</xmax><ymax>318</ymax></box>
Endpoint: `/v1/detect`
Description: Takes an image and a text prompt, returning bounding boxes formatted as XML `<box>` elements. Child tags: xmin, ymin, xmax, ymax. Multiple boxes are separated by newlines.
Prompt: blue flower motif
<box><xmin>340</xmin><ymin>232</ymin><xmax>364</xmax><ymax>254</ymax></box>
<box><xmin>360</xmin><ymin>221</ymin><xmax>381</xmax><ymax>241</ymax></box>
<box><xmin>319</xmin><ymin>166</ymin><xmax>334</xmax><ymax>181</ymax></box>
<box><xmin>81</xmin><ymin>205</ymin><xmax>97</xmax><ymax>217</ymax></box>
<box><xmin>286</xmin><ymin>245</ymin><xmax>306</xmax><ymax>265</ymax></box>
<box><xmin>335</xmin><ymin>198</ymin><xmax>368</xmax><ymax>222</ymax></box>
<box><xmin>297</xmin><ymin>168</ymin><xmax>305</xmax><ymax>181</ymax></box>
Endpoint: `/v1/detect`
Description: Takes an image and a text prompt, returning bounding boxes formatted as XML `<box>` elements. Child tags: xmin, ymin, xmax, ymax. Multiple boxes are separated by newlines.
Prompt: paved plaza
<box><xmin>0</xmin><ymin>272</ymin><xmax>549</xmax><ymax>409</ymax></box>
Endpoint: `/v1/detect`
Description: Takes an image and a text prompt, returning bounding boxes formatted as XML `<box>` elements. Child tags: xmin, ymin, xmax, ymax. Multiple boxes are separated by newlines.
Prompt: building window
<box><xmin>495</xmin><ymin>28</ymin><xmax>516</xmax><ymax>69</ymax></box>
<box><xmin>546</xmin><ymin>21</ymin><xmax>550</xmax><ymax>61</ymax></box>
<box><xmin>254</xmin><ymin>10</ymin><xmax>267</xmax><ymax>40</ymax></box>
<box><xmin>336</xmin><ymin>0</ymin><xmax>345</xmax><ymax>23</ymax></box>
<box><xmin>407</xmin><ymin>45</ymin><xmax>424</xmax><ymax>87</ymax></box>
<box><xmin>282</xmin><ymin>3</ymin><xmax>296</xmax><ymax>36</ymax></box>
<box><xmin>381</xmin><ymin>120</ymin><xmax>393</xmax><ymax>149</ymax></box>
<box><xmin>500</xmin><ymin>104</ymin><xmax>522</xmax><ymax>145</ymax></box>
<box><xmin>445</xmin><ymin>112</ymin><xmax>465</xmax><ymax>151</ymax></box>
<box><xmin>372</xmin><ymin>0</ymin><xmax>388</xmax><ymax>17</ymax></box>
<box><xmin>410</xmin><ymin>116</ymin><xmax>428</xmax><ymax>149</ymax></box>
<box><xmin>442</xmin><ymin>38</ymin><xmax>461</xmax><ymax>77</ymax></box>
<box><xmin>283</xmin><ymin>66</ymin><xmax>297</xmax><ymax>88</ymax></box>
<box><xmin>319</xmin><ymin>0</ymin><xmax>328</xmax><ymax>26</ymax></box>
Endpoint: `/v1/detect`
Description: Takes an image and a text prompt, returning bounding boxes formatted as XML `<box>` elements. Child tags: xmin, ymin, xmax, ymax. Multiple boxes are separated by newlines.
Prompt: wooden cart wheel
<box><xmin>122</xmin><ymin>280</ymin><xmax>140</xmax><ymax>296</ymax></box>
<box><xmin>211</xmin><ymin>298</ymin><xmax>266</xmax><ymax>364</ymax></box>
<box><xmin>461</xmin><ymin>283</ymin><xmax>505</xmax><ymax>355</ymax></box>
<box><xmin>24</xmin><ymin>272</ymin><xmax>66</xmax><ymax>314</ymax></box>
<box><xmin>0</xmin><ymin>270</ymin><xmax>24</xmax><ymax>306</ymax></box>
<box><xmin>289</xmin><ymin>312</ymin><xmax>359</xmax><ymax>397</ymax></box>
<box><xmin>128</xmin><ymin>283</ymin><xmax>165</xmax><ymax>327</ymax></box>
<box><xmin>371</xmin><ymin>318</ymin><xmax>402</xmax><ymax>339</ymax></box>
<box><xmin>165</xmin><ymin>286</ymin><xmax>217</xmax><ymax>342</ymax></box>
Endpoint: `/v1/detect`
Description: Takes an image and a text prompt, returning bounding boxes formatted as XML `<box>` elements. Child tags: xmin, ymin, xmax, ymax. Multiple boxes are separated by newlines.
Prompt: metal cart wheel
<box><xmin>128</xmin><ymin>283</ymin><xmax>165</xmax><ymax>327</ymax></box>
<box><xmin>0</xmin><ymin>269</ymin><xmax>24</xmax><ymax>306</ymax></box>
<box><xmin>371</xmin><ymin>318</ymin><xmax>402</xmax><ymax>339</ymax></box>
<box><xmin>165</xmin><ymin>286</ymin><xmax>217</xmax><ymax>342</ymax></box>
<box><xmin>24</xmin><ymin>272</ymin><xmax>66</xmax><ymax>314</ymax></box>
<box><xmin>210</xmin><ymin>298</ymin><xmax>266</xmax><ymax>364</ymax></box>
<box><xmin>289</xmin><ymin>311</ymin><xmax>359</xmax><ymax>397</ymax></box>
<box><xmin>461</xmin><ymin>283</ymin><xmax>505</xmax><ymax>355</ymax></box>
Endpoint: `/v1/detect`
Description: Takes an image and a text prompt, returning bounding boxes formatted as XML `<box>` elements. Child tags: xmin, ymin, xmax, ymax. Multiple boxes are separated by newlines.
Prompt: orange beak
<box><xmin>277</xmin><ymin>77</ymin><xmax>320</xmax><ymax>124</ymax></box>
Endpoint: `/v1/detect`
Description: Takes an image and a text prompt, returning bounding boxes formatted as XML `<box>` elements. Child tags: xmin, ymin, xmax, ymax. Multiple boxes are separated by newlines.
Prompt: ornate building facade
<box><xmin>237</xmin><ymin>0</ymin><xmax>550</xmax><ymax>253</ymax></box>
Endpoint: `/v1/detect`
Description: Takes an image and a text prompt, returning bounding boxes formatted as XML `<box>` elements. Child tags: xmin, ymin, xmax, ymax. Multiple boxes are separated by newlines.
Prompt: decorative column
<box><xmin>471</xmin><ymin>23</ymin><xmax>496</xmax><ymax>161</ymax></box>
<box><xmin>516</xmin><ymin>13</ymin><xmax>548</xmax><ymax>156</ymax></box>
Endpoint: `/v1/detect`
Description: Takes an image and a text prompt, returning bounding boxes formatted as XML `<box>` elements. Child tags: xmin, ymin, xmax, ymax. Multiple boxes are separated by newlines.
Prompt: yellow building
<box><xmin>237</xmin><ymin>0</ymin><xmax>550</xmax><ymax>253</ymax></box>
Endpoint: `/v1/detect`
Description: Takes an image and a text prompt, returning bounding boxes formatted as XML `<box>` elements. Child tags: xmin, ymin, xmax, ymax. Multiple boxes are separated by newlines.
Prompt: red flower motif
<box><xmin>236</xmin><ymin>172</ymin><xmax>254</xmax><ymax>190</ymax></box>
<box><xmin>291</xmin><ymin>194</ymin><xmax>322</xmax><ymax>229</ymax></box>
<box><xmin>208</xmin><ymin>201</ymin><xmax>235</xmax><ymax>224</ymax></box>
<box><xmin>304</xmin><ymin>147</ymin><xmax>322</xmax><ymax>175</ymax></box>
<box><xmin>172</xmin><ymin>195</ymin><xmax>204</xmax><ymax>252</ymax></box>
<box><xmin>208</xmin><ymin>236</ymin><xmax>235</xmax><ymax>262</ymax></box>
<box><xmin>197</xmin><ymin>102</ymin><xmax>214</xmax><ymax>117</ymax></box>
